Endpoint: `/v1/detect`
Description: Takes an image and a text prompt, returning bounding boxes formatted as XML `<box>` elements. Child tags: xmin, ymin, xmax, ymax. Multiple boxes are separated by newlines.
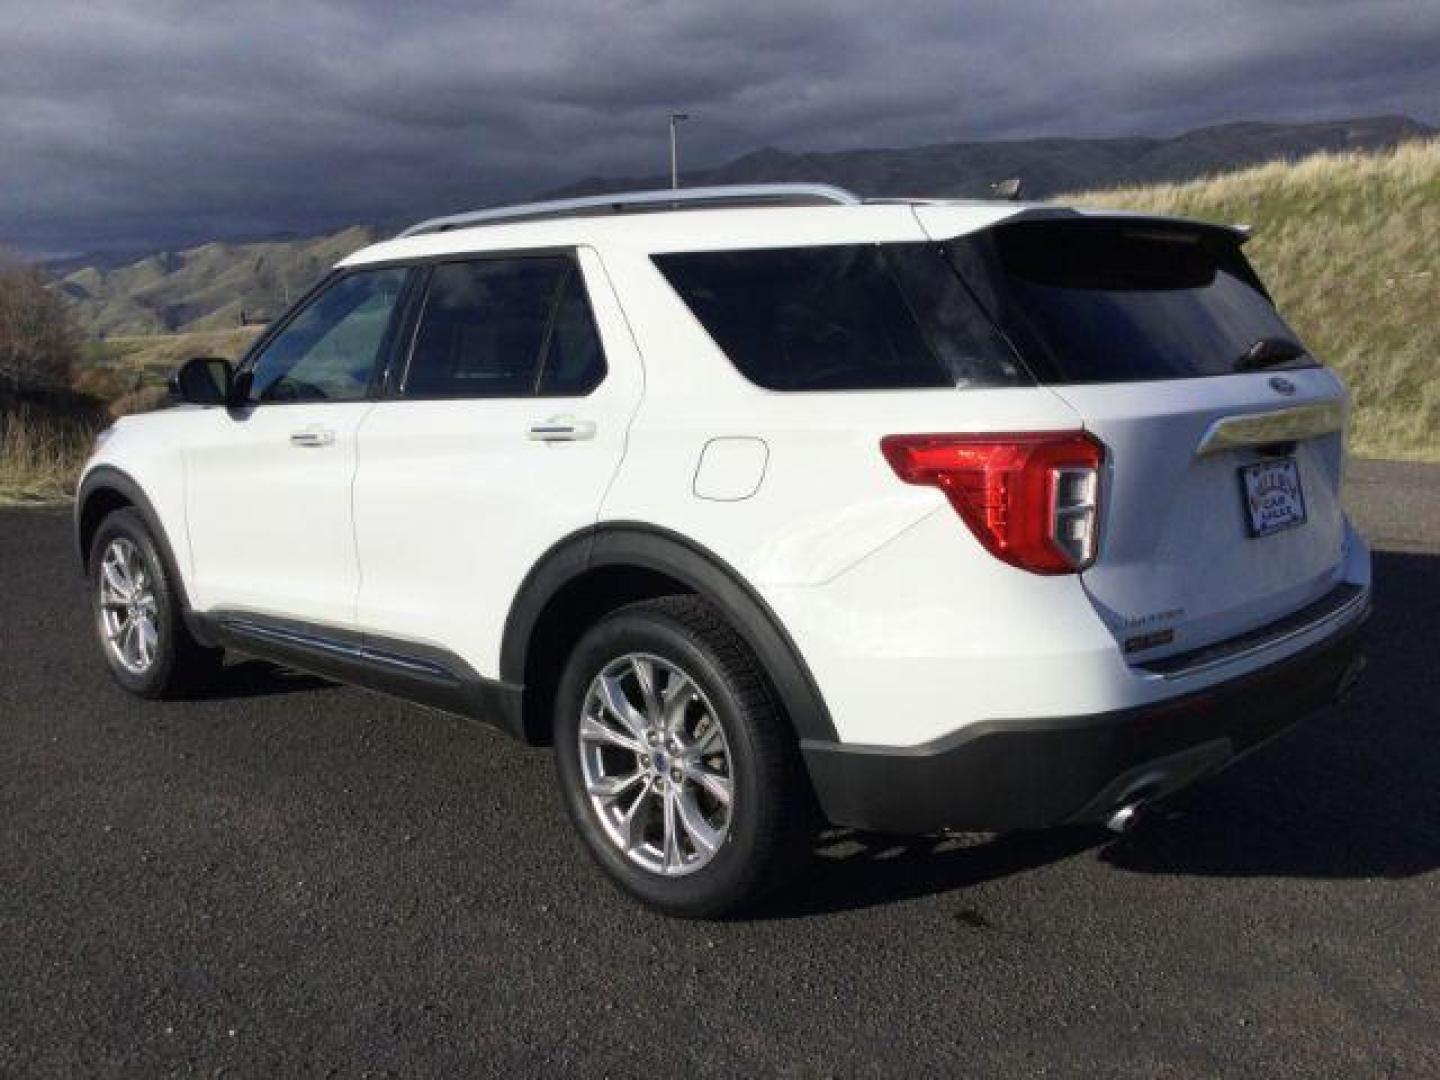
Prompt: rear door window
<box><xmin>537</xmin><ymin>268</ymin><xmax>607</xmax><ymax>397</ymax></box>
<box><xmin>949</xmin><ymin>218</ymin><xmax>1310</xmax><ymax>383</ymax></box>
<box><xmin>401</xmin><ymin>256</ymin><xmax>606</xmax><ymax>399</ymax></box>
<box><xmin>653</xmin><ymin>244</ymin><xmax>1026</xmax><ymax>391</ymax></box>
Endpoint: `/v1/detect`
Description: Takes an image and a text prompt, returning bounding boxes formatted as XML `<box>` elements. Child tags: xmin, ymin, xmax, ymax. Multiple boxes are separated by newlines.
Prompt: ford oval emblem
<box><xmin>1269</xmin><ymin>375</ymin><xmax>1297</xmax><ymax>396</ymax></box>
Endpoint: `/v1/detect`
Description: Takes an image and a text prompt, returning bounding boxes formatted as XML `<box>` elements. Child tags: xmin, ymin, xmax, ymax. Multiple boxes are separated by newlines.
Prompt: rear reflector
<box><xmin>880</xmin><ymin>431</ymin><xmax>1105</xmax><ymax>574</ymax></box>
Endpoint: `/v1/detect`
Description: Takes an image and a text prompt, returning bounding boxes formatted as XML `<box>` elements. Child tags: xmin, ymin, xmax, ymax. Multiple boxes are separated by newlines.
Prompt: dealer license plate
<box><xmin>1239</xmin><ymin>458</ymin><xmax>1307</xmax><ymax>537</ymax></box>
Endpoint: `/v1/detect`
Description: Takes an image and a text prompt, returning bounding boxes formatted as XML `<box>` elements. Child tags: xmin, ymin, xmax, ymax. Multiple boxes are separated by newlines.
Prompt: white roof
<box><xmin>338</xmin><ymin>183</ymin><xmax>1245</xmax><ymax>268</ymax></box>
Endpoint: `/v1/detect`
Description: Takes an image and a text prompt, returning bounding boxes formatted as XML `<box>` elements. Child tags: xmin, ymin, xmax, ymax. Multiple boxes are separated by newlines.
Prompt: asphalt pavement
<box><xmin>1</xmin><ymin>461</ymin><xmax>1437</xmax><ymax>1076</ymax></box>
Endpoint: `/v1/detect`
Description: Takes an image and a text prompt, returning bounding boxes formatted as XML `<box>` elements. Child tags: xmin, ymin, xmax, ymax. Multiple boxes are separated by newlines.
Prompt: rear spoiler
<box><xmin>1037</xmin><ymin>206</ymin><xmax>1254</xmax><ymax>245</ymax></box>
<box><xmin>907</xmin><ymin>201</ymin><xmax>1254</xmax><ymax>247</ymax></box>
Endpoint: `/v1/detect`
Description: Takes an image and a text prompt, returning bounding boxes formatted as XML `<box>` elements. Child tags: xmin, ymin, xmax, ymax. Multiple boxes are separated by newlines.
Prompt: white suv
<box><xmin>78</xmin><ymin>184</ymin><xmax>1371</xmax><ymax>916</ymax></box>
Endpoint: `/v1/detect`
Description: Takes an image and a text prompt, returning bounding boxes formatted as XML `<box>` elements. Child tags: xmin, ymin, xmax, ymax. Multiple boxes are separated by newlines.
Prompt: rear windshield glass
<box><xmin>653</xmin><ymin>244</ymin><xmax>1026</xmax><ymax>391</ymax></box>
<box><xmin>949</xmin><ymin>218</ymin><xmax>1310</xmax><ymax>383</ymax></box>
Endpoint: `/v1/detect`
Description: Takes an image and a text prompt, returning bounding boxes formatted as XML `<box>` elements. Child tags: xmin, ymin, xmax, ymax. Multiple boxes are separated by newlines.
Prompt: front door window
<box><xmin>247</xmin><ymin>268</ymin><xmax>409</xmax><ymax>403</ymax></box>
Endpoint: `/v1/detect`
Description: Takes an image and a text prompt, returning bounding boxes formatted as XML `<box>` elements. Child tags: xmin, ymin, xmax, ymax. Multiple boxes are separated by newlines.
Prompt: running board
<box><xmin>204</xmin><ymin>612</ymin><xmax>526</xmax><ymax>740</ymax></box>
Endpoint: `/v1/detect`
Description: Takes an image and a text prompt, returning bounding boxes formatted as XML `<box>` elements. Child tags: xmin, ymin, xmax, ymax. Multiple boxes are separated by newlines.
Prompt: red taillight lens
<box><xmin>880</xmin><ymin>431</ymin><xmax>1105</xmax><ymax>574</ymax></box>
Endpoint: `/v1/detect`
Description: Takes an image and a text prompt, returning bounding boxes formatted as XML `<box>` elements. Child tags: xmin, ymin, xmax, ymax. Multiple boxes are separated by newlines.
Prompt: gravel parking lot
<box><xmin>2</xmin><ymin>460</ymin><xmax>1437</xmax><ymax>1076</ymax></box>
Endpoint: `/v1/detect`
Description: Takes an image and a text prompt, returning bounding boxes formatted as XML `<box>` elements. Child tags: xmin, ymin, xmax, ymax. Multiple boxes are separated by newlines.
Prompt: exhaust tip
<box><xmin>1106</xmin><ymin>801</ymin><xmax>1144</xmax><ymax>834</ymax></box>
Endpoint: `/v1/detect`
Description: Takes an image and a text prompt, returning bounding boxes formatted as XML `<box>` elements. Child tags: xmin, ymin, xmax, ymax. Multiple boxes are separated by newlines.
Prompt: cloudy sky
<box><xmin>3</xmin><ymin>0</ymin><xmax>1438</xmax><ymax>257</ymax></box>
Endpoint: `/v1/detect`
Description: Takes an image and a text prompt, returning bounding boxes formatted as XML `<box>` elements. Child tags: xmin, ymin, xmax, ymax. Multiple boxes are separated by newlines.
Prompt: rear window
<box><xmin>653</xmin><ymin>244</ymin><xmax>1026</xmax><ymax>391</ymax></box>
<box><xmin>949</xmin><ymin>218</ymin><xmax>1310</xmax><ymax>383</ymax></box>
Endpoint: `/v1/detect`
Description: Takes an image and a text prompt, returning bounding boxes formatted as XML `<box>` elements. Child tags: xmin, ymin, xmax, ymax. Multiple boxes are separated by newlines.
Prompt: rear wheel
<box><xmin>553</xmin><ymin>596</ymin><xmax>812</xmax><ymax>918</ymax></box>
<box><xmin>89</xmin><ymin>508</ymin><xmax>222</xmax><ymax>698</ymax></box>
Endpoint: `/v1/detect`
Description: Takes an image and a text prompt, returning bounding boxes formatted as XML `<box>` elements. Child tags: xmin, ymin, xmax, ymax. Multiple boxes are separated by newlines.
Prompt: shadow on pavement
<box><xmin>762</xmin><ymin>549</ymin><xmax>1440</xmax><ymax>918</ymax></box>
<box><xmin>181</xmin><ymin>657</ymin><xmax>336</xmax><ymax>701</ymax></box>
<box><xmin>1102</xmin><ymin>552</ymin><xmax>1440</xmax><ymax>881</ymax></box>
<box><xmin>761</xmin><ymin>825</ymin><xmax>1108</xmax><ymax>920</ymax></box>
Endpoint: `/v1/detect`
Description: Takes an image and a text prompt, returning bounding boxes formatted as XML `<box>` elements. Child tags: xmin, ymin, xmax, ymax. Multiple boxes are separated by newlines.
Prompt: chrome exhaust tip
<box><xmin>1105</xmin><ymin>801</ymin><xmax>1144</xmax><ymax>834</ymax></box>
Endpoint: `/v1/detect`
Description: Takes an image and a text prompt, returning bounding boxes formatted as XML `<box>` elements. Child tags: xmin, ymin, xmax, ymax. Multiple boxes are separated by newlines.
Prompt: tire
<box><xmin>88</xmin><ymin>507</ymin><xmax>223</xmax><ymax>699</ymax></box>
<box><xmin>553</xmin><ymin>595</ymin><xmax>813</xmax><ymax>918</ymax></box>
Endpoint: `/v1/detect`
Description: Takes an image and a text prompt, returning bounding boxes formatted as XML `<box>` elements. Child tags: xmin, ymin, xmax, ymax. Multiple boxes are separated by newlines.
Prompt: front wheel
<box><xmin>553</xmin><ymin>596</ymin><xmax>813</xmax><ymax>918</ymax></box>
<box><xmin>89</xmin><ymin>508</ymin><xmax>222</xmax><ymax>698</ymax></box>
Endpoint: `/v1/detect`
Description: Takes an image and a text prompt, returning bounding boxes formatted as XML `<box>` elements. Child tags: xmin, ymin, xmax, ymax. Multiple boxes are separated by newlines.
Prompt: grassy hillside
<box><xmin>77</xmin><ymin>327</ymin><xmax>262</xmax><ymax>380</ymax></box>
<box><xmin>51</xmin><ymin>116</ymin><xmax>1433</xmax><ymax>339</ymax></box>
<box><xmin>1064</xmin><ymin>139</ymin><xmax>1439</xmax><ymax>463</ymax></box>
<box><xmin>7</xmin><ymin>140</ymin><xmax>1436</xmax><ymax>504</ymax></box>
<box><xmin>1</xmin><ymin>327</ymin><xmax>260</xmax><ymax>503</ymax></box>
<box><xmin>56</xmin><ymin>226</ymin><xmax>374</xmax><ymax>336</ymax></box>
<box><xmin>553</xmin><ymin>115</ymin><xmax>1433</xmax><ymax>204</ymax></box>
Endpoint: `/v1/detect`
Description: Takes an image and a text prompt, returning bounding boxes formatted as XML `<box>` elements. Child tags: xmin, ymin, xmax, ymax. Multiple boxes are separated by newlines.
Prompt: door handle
<box><xmin>289</xmin><ymin>427</ymin><xmax>335</xmax><ymax>448</ymax></box>
<box><xmin>527</xmin><ymin>416</ymin><xmax>596</xmax><ymax>442</ymax></box>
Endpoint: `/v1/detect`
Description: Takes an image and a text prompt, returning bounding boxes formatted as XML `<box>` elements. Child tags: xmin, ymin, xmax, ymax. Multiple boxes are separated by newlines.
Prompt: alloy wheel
<box><xmin>97</xmin><ymin>537</ymin><xmax>160</xmax><ymax>675</ymax></box>
<box><xmin>578</xmin><ymin>653</ymin><xmax>734</xmax><ymax>876</ymax></box>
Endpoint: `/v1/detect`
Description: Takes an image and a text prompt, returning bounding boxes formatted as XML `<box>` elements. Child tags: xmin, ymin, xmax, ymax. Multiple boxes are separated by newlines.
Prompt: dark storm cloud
<box><xmin>3</xmin><ymin>0</ymin><xmax>1437</xmax><ymax>255</ymax></box>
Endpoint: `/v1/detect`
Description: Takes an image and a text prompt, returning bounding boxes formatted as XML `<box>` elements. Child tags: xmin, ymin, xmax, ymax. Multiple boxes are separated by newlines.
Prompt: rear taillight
<box><xmin>880</xmin><ymin>431</ymin><xmax>1105</xmax><ymax>574</ymax></box>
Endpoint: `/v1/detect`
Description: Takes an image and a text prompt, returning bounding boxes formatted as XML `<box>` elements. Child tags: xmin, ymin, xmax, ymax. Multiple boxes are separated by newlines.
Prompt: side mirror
<box><xmin>169</xmin><ymin>357</ymin><xmax>234</xmax><ymax>406</ymax></box>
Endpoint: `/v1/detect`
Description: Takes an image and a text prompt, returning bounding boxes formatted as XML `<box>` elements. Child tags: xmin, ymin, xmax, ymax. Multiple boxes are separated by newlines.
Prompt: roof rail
<box><xmin>395</xmin><ymin>183</ymin><xmax>863</xmax><ymax>238</ymax></box>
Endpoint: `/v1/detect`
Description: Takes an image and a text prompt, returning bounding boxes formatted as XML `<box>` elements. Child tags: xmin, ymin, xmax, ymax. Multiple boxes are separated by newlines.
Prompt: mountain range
<box><xmin>54</xmin><ymin>115</ymin><xmax>1434</xmax><ymax>337</ymax></box>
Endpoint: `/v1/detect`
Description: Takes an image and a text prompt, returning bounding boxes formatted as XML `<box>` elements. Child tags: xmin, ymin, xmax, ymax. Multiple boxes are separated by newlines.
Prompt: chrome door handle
<box><xmin>289</xmin><ymin>427</ymin><xmax>335</xmax><ymax>448</ymax></box>
<box><xmin>527</xmin><ymin>417</ymin><xmax>596</xmax><ymax>442</ymax></box>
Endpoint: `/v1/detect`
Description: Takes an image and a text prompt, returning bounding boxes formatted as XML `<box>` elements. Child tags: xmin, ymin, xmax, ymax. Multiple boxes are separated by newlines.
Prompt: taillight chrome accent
<box><xmin>880</xmin><ymin>431</ymin><xmax>1105</xmax><ymax>575</ymax></box>
<box><xmin>1051</xmin><ymin>466</ymin><xmax>1099</xmax><ymax>568</ymax></box>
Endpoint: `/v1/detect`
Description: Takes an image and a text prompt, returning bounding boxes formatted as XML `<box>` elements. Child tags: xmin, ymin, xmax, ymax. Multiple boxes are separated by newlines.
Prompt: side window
<box><xmin>246</xmin><ymin>268</ymin><xmax>408</xmax><ymax>403</ymax></box>
<box><xmin>402</xmin><ymin>257</ymin><xmax>567</xmax><ymax>398</ymax></box>
<box><xmin>537</xmin><ymin>268</ymin><xmax>607</xmax><ymax>397</ymax></box>
<box><xmin>653</xmin><ymin>244</ymin><xmax>1025</xmax><ymax>391</ymax></box>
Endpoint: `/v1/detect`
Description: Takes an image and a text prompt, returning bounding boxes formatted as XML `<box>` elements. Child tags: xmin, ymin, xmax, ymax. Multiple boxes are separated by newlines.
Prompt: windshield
<box><xmin>947</xmin><ymin>218</ymin><xmax>1313</xmax><ymax>383</ymax></box>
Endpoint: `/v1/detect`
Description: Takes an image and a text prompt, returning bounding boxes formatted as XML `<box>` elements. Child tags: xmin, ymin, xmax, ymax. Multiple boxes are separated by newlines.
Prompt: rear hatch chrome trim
<box><xmin>1135</xmin><ymin>580</ymin><xmax>1369</xmax><ymax>680</ymax></box>
<box><xmin>1195</xmin><ymin>401</ymin><xmax>1344</xmax><ymax>456</ymax></box>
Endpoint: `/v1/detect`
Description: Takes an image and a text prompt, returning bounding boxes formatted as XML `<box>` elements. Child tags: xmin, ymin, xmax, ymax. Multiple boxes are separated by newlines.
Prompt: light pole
<box><xmin>668</xmin><ymin>112</ymin><xmax>689</xmax><ymax>190</ymax></box>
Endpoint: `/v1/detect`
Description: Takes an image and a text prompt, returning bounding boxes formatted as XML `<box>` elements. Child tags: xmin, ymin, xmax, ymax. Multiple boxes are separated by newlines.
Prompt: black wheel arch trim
<box><xmin>500</xmin><ymin>522</ymin><xmax>838</xmax><ymax>744</ymax></box>
<box><xmin>75</xmin><ymin>465</ymin><xmax>217</xmax><ymax>647</ymax></box>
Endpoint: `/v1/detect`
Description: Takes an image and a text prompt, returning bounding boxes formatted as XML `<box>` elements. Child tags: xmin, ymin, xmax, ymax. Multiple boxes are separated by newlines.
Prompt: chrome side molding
<box><xmin>1195</xmin><ymin>401</ymin><xmax>1344</xmax><ymax>456</ymax></box>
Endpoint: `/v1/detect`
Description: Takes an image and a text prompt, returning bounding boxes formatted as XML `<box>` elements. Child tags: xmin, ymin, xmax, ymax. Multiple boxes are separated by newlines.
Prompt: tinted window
<box><xmin>537</xmin><ymin>269</ymin><xmax>607</xmax><ymax>396</ymax></box>
<box><xmin>247</xmin><ymin>268</ymin><xmax>408</xmax><ymax>402</ymax></box>
<box><xmin>951</xmin><ymin>219</ymin><xmax>1309</xmax><ymax>383</ymax></box>
<box><xmin>403</xmin><ymin>257</ymin><xmax>604</xmax><ymax>399</ymax></box>
<box><xmin>654</xmin><ymin>244</ymin><xmax>1024</xmax><ymax>391</ymax></box>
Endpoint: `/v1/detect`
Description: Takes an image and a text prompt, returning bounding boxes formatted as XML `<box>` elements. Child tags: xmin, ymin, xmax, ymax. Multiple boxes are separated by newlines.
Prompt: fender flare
<box><xmin>75</xmin><ymin>465</ymin><xmax>211</xmax><ymax>643</ymax></box>
<box><xmin>500</xmin><ymin>523</ymin><xmax>838</xmax><ymax>744</ymax></box>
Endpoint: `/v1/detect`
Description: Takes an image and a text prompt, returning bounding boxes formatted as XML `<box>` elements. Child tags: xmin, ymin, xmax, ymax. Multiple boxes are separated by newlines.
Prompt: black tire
<box><xmin>88</xmin><ymin>507</ymin><xmax>223</xmax><ymax>699</ymax></box>
<box><xmin>553</xmin><ymin>595</ymin><xmax>814</xmax><ymax>918</ymax></box>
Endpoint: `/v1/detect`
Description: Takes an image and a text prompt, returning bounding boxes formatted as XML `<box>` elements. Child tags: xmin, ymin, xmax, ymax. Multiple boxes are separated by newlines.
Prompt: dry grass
<box><xmin>1063</xmin><ymin>139</ymin><xmax>1440</xmax><ymax>462</ymax></box>
<box><xmin>82</xmin><ymin>326</ymin><xmax>262</xmax><ymax>381</ymax></box>
<box><xmin>0</xmin><ymin>405</ymin><xmax>100</xmax><ymax>504</ymax></box>
<box><xmin>1</xmin><ymin>328</ymin><xmax>260</xmax><ymax>503</ymax></box>
<box><xmin>108</xmin><ymin>385</ymin><xmax>170</xmax><ymax>418</ymax></box>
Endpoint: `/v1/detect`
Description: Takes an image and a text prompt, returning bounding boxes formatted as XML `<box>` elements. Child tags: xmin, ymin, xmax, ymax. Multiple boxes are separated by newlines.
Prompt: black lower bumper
<box><xmin>800</xmin><ymin>608</ymin><xmax>1368</xmax><ymax>834</ymax></box>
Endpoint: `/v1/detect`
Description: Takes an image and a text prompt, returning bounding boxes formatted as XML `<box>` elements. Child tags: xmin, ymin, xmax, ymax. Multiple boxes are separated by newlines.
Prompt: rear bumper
<box><xmin>800</xmin><ymin>596</ymin><xmax>1368</xmax><ymax>834</ymax></box>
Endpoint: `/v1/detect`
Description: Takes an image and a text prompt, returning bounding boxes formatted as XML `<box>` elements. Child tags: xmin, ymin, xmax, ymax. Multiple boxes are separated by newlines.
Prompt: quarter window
<box><xmin>653</xmin><ymin>244</ymin><xmax>1025</xmax><ymax>391</ymax></box>
<box><xmin>246</xmin><ymin>268</ymin><xmax>408</xmax><ymax>403</ymax></box>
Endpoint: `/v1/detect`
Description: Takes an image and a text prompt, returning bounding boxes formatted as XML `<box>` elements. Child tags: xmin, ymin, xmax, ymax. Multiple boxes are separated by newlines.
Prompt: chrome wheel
<box><xmin>97</xmin><ymin>537</ymin><xmax>159</xmax><ymax>675</ymax></box>
<box><xmin>578</xmin><ymin>653</ymin><xmax>734</xmax><ymax>877</ymax></box>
